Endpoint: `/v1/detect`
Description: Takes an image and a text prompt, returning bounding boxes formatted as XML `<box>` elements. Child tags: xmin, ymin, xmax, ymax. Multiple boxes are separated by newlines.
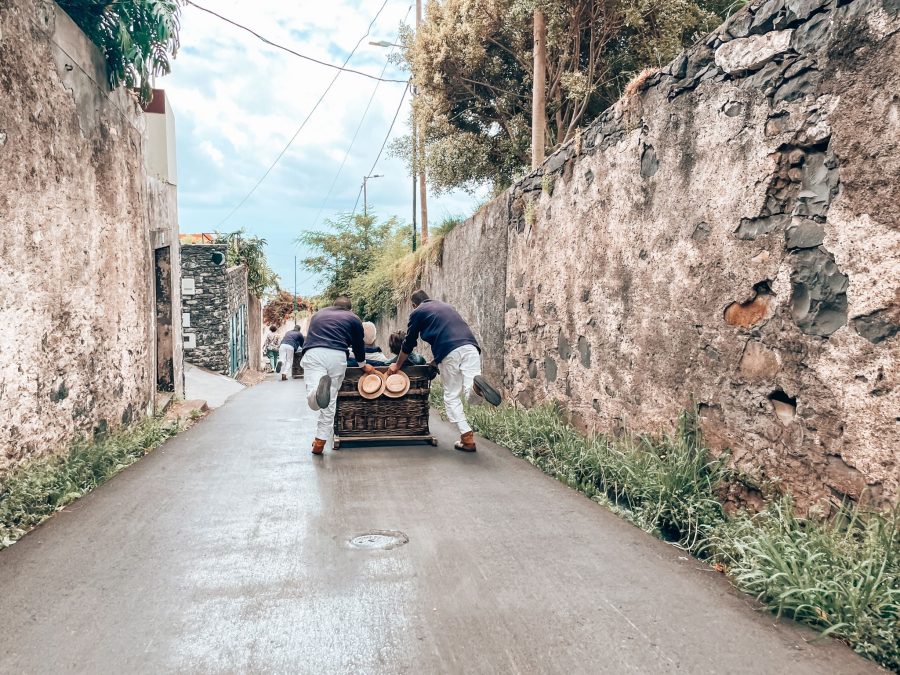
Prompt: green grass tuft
<box><xmin>0</xmin><ymin>416</ymin><xmax>180</xmax><ymax>549</ymax></box>
<box><xmin>710</xmin><ymin>499</ymin><xmax>899</xmax><ymax>669</ymax></box>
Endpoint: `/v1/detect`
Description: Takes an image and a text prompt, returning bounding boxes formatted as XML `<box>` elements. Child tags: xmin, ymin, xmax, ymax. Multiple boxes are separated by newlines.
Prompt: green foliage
<box><xmin>346</xmin><ymin>229</ymin><xmax>413</xmax><ymax>321</ymax></box>
<box><xmin>429</xmin><ymin>389</ymin><xmax>899</xmax><ymax>669</ymax></box>
<box><xmin>395</xmin><ymin>0</ymin><xmax>729</xmax><ymax>193</ymax></box>
<box><xmin>0</xmin><ymin>416</ymin><xmax>179</xmax><ymax>549</ymax></box>
<box><xmin>58</xmin><ymin>0</ymin><xmax>182</xmax><ymax>105</ymax></box>
<box><xmin>214</xmin><ymin>230</ymin><xmax>279</xmax><ymax>297</ymax></box>
<box><xmin>710</xmin><ymin>500</ymin><xmax>900</xmax><ymax>670</ymax></box>
<box><xmin>298</xmin><ymin>213</ymin><xmax>398</xmax><ymax>305</ymax></box>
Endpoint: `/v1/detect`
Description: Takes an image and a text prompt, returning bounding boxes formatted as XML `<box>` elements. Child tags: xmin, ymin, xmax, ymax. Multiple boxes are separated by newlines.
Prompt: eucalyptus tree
<box><xmin>393</xmin><ymin>0</ymin><xmax>730</xmax><ymax>194</ymax></box>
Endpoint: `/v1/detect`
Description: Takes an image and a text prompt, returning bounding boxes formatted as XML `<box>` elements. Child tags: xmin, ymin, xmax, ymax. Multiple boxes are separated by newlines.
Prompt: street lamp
<box><xmin>368</xmin><ymin>40</ymin><xmax>401</xmax><ymax>48</ymax></box>
<box><xmin>362</xmin><ymin>174</ymin><xmax>383</xmax><ymax>217</ymax></box>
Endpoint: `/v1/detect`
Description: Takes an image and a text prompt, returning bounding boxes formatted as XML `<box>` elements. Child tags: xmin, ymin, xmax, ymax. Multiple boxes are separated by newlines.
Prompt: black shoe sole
<box><xmin>454</xmin><ymin>443</ymin><xmax>477</xmax><ymax>453</ymax></box>
<box><xmin>473</xmin><ymin>375</ymin><xmax>501</xmax><ymax>406</ymax></box>
<box><xmin>316</xmin><ymin>374</ymin><xmax>332</xmax><ymax>409</ymax></box>
<box><xmin>275</xmin><ymin>361</ymin><xmax>282</xmax><ymax>373</ymax></box>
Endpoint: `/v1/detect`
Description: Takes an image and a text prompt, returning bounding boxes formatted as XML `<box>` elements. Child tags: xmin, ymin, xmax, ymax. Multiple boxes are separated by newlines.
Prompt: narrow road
<box><xmin>0</xmin><ymin>378</ymin><xmax>877</xmax><ymax>674</ymax></box>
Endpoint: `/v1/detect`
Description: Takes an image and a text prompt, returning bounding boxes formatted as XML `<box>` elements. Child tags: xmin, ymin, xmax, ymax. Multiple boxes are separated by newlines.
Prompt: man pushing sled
<box><xmin>388</xmin><ymin>290</ymin><xmax>502</xmax><ymax>452</ymax></box>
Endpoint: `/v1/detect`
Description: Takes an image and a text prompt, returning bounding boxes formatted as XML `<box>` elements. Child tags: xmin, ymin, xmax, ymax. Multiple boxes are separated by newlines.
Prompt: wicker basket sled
<box><xmin>333</xmin><ymin>365</ymin><xmax>437</xmax><ymax>449</ymax></box>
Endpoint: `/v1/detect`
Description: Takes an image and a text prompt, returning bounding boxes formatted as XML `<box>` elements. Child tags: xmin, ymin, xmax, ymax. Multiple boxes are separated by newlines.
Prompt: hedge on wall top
<box><xmin>58</xmin><ymin>0</ymin><xmax>182</xmax><ymax>105</ymax></box>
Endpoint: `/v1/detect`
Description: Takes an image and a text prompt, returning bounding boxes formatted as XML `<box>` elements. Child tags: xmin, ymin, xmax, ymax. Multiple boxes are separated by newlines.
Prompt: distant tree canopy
<box><xmin>297</xmin><ymin>213</ymin><xmax>400</xmax><ymax>315</ymax></box>
<box><xmin>58</xmin><ymin>0</ymin><xmax>182</xmax><ymax>105</ymax></box>
<box><xmin>214</xmin><ymin>230</ymin><xmax>279</xmax><ymax>297</ymax></box>
<box><xmin>392</xmin><ymin>0</ymin><xmax>733</xmax><ymax>194</ymax></box>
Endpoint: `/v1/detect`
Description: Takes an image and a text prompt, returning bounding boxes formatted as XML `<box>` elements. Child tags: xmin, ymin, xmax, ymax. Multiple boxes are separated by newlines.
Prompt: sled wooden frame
<box><xmin>333</xmin><ymin>365</ymin><xmax>437</xmax><ymax>449</ymax></box>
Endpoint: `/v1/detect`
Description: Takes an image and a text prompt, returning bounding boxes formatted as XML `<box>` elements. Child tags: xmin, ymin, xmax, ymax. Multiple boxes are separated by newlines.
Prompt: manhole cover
<box><xmin>349</xmin><ymin>530</ymin><xmax>409</xmax><ymax>550</ymax></box>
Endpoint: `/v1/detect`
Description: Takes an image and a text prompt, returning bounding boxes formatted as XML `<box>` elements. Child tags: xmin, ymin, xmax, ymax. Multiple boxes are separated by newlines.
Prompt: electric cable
<box><xmin>308</xmin><ymin>5</ymin><xmax>412</xmax><ymax>230</ymax></box>
<box><xmin>351</xmin><ymin>81</ymin><xmax>410</xmax><ymax>216</ymax></box>
<box><xmin>185</xmin><ymin>1</ymin><xmax>407</xmax><ymax>84</ymax></box>
<box><xmin>214</xmin><ymin>0</ymin><xmax>391</xmax><ymax>228</ymax></box>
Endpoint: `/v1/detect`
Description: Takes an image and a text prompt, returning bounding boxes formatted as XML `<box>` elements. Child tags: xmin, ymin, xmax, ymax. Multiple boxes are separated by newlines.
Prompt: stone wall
<box><xmin>392</xmin><ymin>0</ymin><xmax>899</xmax><ymax>510</ymax></box>
<box><xmin>0</xmin><ymin>0</ymin><xmax>180</xmax><ymax>471</ymax></box>
<box><xmin>180</xmin><ymin>245</ymin><xmax>249</xmax><ymax>375</ymax></box>
<box><xmin>181</xmin><ymin>244</ymin><xmax>228</xmax><ymax>373</ymax></box>
<box><xmin>374</xmin><ymin>196</ymin><xmax>509</xmax><ymax>385</ymax></box>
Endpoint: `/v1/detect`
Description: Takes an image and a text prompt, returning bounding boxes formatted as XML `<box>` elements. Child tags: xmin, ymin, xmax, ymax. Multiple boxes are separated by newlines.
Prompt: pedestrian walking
<box><xmin>300</xmin><ymin>296</ymin><xmax>374</xmax><ymax>455</ymax></box>
<box><xmin>263</xmin><ymin>325</ymin><xmax>281</xmax><ymax>372</ymax></box>
<box><xmin>388</xmin><ymin>290</ymin><xmax>501</xmax><ymax>452</ymax></box>
<box><xmin>276</xmin><ymin>325</ymin><xmax>304</xmax><ymax>381</ymax></box>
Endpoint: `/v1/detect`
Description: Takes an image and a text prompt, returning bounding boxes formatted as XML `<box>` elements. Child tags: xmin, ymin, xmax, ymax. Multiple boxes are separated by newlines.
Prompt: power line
<box><xmin>215</xmin><ymin>0</ymin><xmax>392</xmax><ymax>228</ymax></box>
<box><xmin>352</xmin><ymin>82</ymin><xmax>411</xmax><ymax>216</ymax></box>
<box><xmin>308</xmin><ymin>5</ymin><xmax>412</xmax><ymax>230</ymax></box>
<box><xmin>185</xmin><ymin>1</ymin><xmax>407</xmax><ymax>84</ymax></box>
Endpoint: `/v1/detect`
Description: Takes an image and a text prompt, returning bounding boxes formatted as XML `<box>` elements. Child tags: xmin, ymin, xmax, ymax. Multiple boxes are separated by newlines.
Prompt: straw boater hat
<box><xmin>358</xmin><ymin>371</ymin><xmax>386</xmax><ymax>399</ymax></box>
<box><xmin>382</xmin><ymin>370</ymin><xmax>410</xmax><ymax>398</ymax></box>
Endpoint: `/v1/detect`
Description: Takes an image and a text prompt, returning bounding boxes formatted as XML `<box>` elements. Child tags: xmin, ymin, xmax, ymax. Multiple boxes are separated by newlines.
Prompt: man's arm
<box><xmin>388</xmin><ymin>352</ymin><xmax>409</xmax><ymax>374</ymax></box>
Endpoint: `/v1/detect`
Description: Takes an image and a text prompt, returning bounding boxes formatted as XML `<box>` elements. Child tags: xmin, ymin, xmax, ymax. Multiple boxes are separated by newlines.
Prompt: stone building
<box><xmin>0</xmin><ymin>0</ymin><xmax>183</xmax><ymax>475</ymax></box>
<box><xmin>180</xmin><ymin>243</ymin><xmax>250</xmax><ymax>376</ymax></box>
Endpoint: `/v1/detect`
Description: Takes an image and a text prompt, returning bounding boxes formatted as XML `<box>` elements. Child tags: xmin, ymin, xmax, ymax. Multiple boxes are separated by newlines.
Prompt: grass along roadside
<box><xmin>0</xmin><ymin>416</ymin><xmax>181</xmax><ymax>549</ymax></box>
<box><xmin>430</xmin><ymin>383</ymin><xmax>900</xmax><ymax>670</ymax></box>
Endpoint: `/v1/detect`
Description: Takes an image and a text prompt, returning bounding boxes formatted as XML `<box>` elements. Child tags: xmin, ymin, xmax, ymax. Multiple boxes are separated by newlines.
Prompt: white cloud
<box><xmin>199</xmin><ymin>140</ymin><xmax>224</xmax><ymax>166</ymax></box>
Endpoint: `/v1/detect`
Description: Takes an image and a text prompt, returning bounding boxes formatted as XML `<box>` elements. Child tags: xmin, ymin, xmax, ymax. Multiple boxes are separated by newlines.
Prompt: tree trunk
<box><xmin>532</xmin><ymin>9</ymin><xmax>547</xmax><ymax>170</ymax></box>
<box><xmin>417</xmin><ymin>0</ymin><xmax>428</xmax><ymax>244</ymax></box>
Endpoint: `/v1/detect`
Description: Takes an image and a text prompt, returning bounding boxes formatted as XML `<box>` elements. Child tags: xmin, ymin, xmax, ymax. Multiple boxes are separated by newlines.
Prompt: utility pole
<box><xmin>293</xmin><ymin>256</ymin><xmax>297</xmax><ymax>325</ymax></box>
<box><xmin>416</xmin><ymin>0</ymin><xmax>428</xmax><ymax>244</ymax></box>
<box><xmin>532</xmin><ymin>8</ymin><xmax>547</xmax><ymax>170</ymax></box>
<box><xmin>411</xmin><ymin>121</ymin><xmax>418</xmax><ymax>252</ymax></box>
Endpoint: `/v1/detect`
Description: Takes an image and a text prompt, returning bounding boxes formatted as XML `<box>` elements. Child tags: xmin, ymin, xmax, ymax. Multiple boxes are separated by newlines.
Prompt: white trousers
<box><xmin>440</xmin><ymin>344</ymin><xmax>482</xmax><ymax>435</ymax></box>
<box><xmin>300</xmin><ymin>348</ymin><xmax>347</xmax><ymax>441</ymax></box>
<box><xmin>278</xmin><ymin>344</ymin><xmax>295</xmax><ymax>377</ymax></box>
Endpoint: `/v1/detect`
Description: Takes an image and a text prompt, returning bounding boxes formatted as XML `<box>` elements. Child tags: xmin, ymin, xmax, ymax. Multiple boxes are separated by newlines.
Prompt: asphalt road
<box><xmin>0</xmin><ymin>377</ymin><xmax>879</xmax><ymax>674</ymax></box>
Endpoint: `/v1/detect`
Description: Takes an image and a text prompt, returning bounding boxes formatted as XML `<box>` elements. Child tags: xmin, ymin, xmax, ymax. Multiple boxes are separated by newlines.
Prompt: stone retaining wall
<box><xmin>389</xmin><ymin>0</ymin><xmax>899</xmax><ymax>510</ymax></box>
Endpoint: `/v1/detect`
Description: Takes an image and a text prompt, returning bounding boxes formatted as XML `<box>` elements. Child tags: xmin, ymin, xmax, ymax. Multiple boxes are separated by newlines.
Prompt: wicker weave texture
<box><xmin>334</xmin><ymin>366</ymin><xmax>432</xmax><ymax>437</ymax></box>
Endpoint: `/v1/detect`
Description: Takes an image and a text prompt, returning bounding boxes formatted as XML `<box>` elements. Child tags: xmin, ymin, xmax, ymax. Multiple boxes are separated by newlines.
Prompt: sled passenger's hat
<box><xmin>382</xmin><ymin>370</ymin><xmax>411</xmax><ymax>398</ymax></box>
<box><xmin>358</xmin><ymin>371</ymin><xmax>386</xmax><ymax>399</ymax></box>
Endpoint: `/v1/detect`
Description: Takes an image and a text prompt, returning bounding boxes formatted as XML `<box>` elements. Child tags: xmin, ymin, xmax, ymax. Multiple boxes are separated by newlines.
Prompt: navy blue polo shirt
<box><xmin>301</xmin><ymin>306</ymin><xmax>366</xmax><ymax>363</ymax></box>
<box><xmin>401</xmin><ymin>299</ymin><xmax>480</xmax><ymax>363</ymax></box>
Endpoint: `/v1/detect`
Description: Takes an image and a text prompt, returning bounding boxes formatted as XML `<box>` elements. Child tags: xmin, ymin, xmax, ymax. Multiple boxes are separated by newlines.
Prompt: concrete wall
<box><xmin>388</xmin><ymin>0</ymin><xmax>899</xmax><ymax>510</ymax></box>
<box><xmin>0</xmin><ymin>0</ymin><xmax>182</xmax><ymax>471</ymax></box>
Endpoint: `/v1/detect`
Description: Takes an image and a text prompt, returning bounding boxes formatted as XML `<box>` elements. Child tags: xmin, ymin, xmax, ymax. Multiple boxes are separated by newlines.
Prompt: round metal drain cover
<box><xmin>349</xmin><ymin>530</ymin><xmax>409</xmax><ymax>550</ymax></box>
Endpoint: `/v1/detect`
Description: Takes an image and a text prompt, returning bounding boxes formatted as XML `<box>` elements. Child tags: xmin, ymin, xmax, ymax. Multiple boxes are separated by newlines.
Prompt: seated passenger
<box><xmin>387</xmin><ymin>330</ymin><xmax>426</xmax><ymax>366</ymax></box>
<box><xmin>362</xmin><ymin>322</ymin><xmax>390</xmax><ymax>365</ymax></box>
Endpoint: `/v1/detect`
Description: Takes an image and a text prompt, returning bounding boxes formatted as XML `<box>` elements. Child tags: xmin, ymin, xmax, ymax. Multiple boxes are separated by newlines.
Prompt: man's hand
<box><xmin>387</xmin><ymin>363</ymin><xmax>400</xmax><ymax>375</ymax></box>
<box><xmin>362</xmin><ymin>363</ymin><xmax>376</xmax><ymax>375</ymax></box>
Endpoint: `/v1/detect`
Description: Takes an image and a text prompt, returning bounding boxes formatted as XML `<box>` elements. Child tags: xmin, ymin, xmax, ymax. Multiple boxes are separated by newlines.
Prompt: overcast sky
<box><xmin>162</xmin><ymin>0</ymin><xmax>487</xmax><ymax>296</ymax></box>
